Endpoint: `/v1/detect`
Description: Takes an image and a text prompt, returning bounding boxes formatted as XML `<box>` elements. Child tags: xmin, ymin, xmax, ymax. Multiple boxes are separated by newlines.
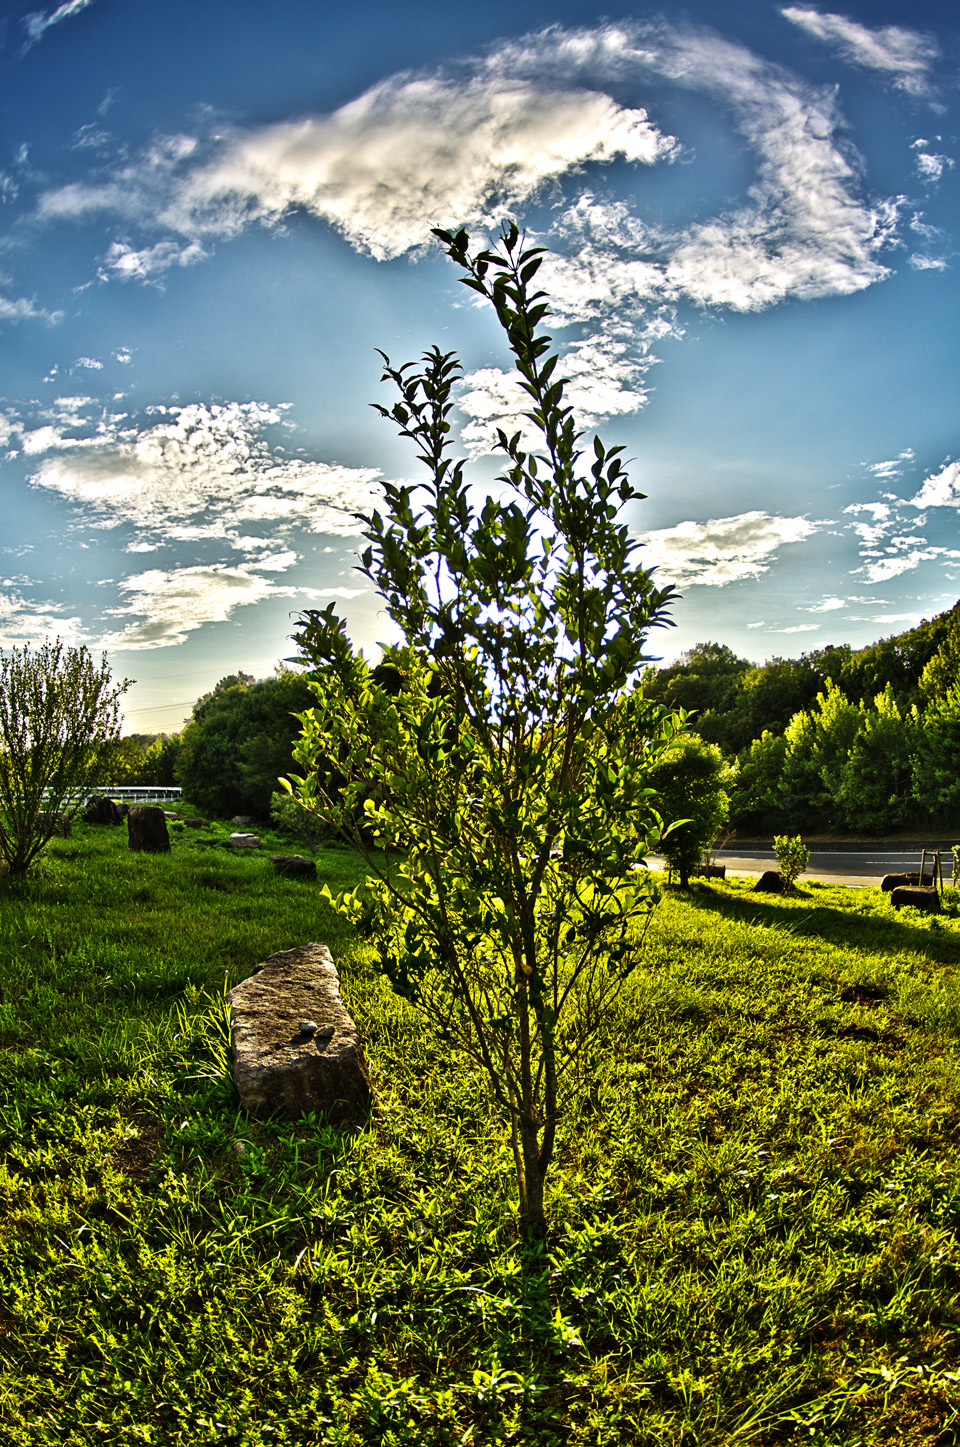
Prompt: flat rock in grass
<box><xmin>229</xmin><ymin>832</ymin><xmax>261</xmax><ymax>849</ymax></box>
<box><xmin>754</xmin><ymin>870</ymin><xmax>784</xmax><ymax>893</ymax></box>
<box><xmin>183</xmin><ymin>817</ymin><xmax>208</xmax><ymax>829</ymax></box>
<box><xmin>270</xmin><ymin>854</ymin><xmax>317</xmax><ymax>879</ymax></box>
<box><xmin>127</xmin><ymin>805</ymin><xmax>170</xmax><ymax>853</ymax></box>
<box><xmin>228</xmin><ymin>942</ymin><xmax>373</xmax><ymax>1123</ymax></box>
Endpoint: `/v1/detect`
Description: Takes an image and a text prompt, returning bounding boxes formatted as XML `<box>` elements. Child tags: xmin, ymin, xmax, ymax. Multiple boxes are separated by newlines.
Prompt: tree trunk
<box><xmin>518</xmin><ymin>1114</ymin><xmax>547</xmax><ymax>1240</ymax></box>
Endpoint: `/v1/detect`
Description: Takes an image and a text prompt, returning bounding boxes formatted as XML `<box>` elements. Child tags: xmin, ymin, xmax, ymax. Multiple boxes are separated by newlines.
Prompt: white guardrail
<box><xmin>50</xmin><ymin>786</ymin><xmax>184</xmax><ymax>804</ymax></box>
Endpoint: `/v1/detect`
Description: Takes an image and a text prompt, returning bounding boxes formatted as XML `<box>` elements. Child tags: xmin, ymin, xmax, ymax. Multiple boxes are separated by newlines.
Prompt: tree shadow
<box><xmin>682</xmin><ymin>882</ymin><xmax>960</xmax><ymax>966</ymax></box>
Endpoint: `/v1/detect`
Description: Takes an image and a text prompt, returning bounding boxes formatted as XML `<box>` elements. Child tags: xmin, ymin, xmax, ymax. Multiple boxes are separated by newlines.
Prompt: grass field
<box><xmin>1</xmin><ymin>813</ymin><xmax>960</xmax><ymax>1445</ymax></box>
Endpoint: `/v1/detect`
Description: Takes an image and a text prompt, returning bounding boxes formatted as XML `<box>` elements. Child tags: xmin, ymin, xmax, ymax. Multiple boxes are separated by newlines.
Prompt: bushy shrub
<box><xmin>774</xmin><ymin>834</ymin><xmax>810</xmax><ymax>891</ymax></box>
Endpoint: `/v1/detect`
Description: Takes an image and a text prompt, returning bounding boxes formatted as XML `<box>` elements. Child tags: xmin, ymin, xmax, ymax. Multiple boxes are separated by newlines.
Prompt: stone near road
<box><xmin>881</xmin><ymin>871</ymin><xmax>925</xmax><ymax>892</ymax></box>
<box><xmin>228</xmin><ymin>942</ymin><xmax>373</xmax><ymax>1123</ymax></box>
<box><xmin>890</xmin><ymin>885</ymin><xmax>940</xmax><ymax>913</ymax></box>
<box><xmin>229</xmin><ymin>832</ymin><xmax>262</xmax><ymax>849</ymax></box>
<box><xmin>127</xmin><ymin>805</ymin><xmax>171</xmax><ymax>854</ymax></box>
<box><xmin>753</xmin><ymin>870</ymin><xmax>784</xmax><ymax>893</ymax></box>
<box><xmin>696</xmin><ymin>863</ymin><xmax>726</xmax><ymax>879</ymax></box>
<box><xmin>83</xmin><ymin>794</ymin><xmax>126</xmax><ymax>826</ymax></box>
<box><xmin>270</xmin><ymin>854</ymin><xmax>317</xmax><ymax>879</ymax></box>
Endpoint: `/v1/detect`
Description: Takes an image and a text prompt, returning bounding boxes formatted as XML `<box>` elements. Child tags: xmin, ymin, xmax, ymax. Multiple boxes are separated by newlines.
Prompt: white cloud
<box><xmin>0</xmin><ymin>294</ymin><xmax>61</xmax><ymax>326</ymax></box>
<box><xmin>100</xmin><ymin>563</ymin><xmax>297</xmax><ymax>651</ymax></box>
<box><xmin>101</xmin><ymin>238</ymin><xmax>208</xmax><ymax>283</ymax></box>
<box><xmin>173</xmin><ymin>75</ymin><xmax>675</xmax><ymax>261</ymax></box>
<box><xmin>72</xmin><ymin>355</ymin><xmax>102</xmax><ymax>370</ymax></box>
<box><xmin>0</xmin><ymin>589</ymin><xmax>84</xmax><ymax>648</ymax></box>
<box><xmin>771</xmin><ymin>624</ymin><xmax>821</xmax><ymax>633</ymax></box>
<box><xmin>868</xmin><ymin>449</ymin><xmax>914</xmax><ymax>480</ymax></box>
<box><xmin>24</xmin><ymin>399</ymin><xmax>383</xmax><ymax>542</ymax></box>
<box><xmin>803</xmin><ymin>596</ymin><xmax>846</xmax><ymax>612</ymax></box>
<box><xmin>909</xmin><ymin>458</ymin><xmax>960</xmax><ymax>510</ymax></box>
<box><xmin>781</xmin><ymin>8</ymin><xmax>939</xmax><ymax>98</ymax></box>
<box><xmin>634</xmin><ymin>510</ymin><xmax>824</xmax><ymax>587</ymax></box>
<box><xmin>913</xmin><ymin>148</ymin><xmax>953</xmax><ymax>186</ymax></box>
<box><xmin>856</xmin><ymin>547</ymin><xmax>960</xmax><ymax>584</ymax></box>
<box><xmin>21</xmin><ymin>0</ymin><xmax>97</xmax><ymax>51</ymax></box>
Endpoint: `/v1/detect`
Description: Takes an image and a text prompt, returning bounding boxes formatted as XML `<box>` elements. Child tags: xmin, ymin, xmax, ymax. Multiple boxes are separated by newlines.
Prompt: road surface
<box><xmin>650</xmin><ymin>845</ymin><xmax>957</xmax><ymax>888</ymax></box>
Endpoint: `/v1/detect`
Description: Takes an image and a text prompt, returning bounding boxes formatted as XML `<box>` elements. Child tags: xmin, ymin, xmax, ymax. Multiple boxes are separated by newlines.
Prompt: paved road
<box><xmin>651</xmin><ymin>845</ymin><xmax>957</xmax><ymax>888</ymax></box>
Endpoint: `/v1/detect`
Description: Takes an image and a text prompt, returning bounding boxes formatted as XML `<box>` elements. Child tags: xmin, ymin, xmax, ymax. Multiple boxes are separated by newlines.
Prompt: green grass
<box><xmin>1</xmin><ymin>817</ymin><xmax>960</xmax><ymax>1444</ymax></box>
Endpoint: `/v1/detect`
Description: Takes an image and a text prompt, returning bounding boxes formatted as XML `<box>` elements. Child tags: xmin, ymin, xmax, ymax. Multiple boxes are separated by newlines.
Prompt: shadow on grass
<box><xmin>677</xmin><ymin>881</ymin><xmax>960</xmax><ymax>965</ymax></box>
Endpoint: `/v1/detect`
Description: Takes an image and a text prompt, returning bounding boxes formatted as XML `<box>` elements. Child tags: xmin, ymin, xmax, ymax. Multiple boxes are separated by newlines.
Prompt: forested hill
<box><xmin>641</xmin><ymin>599</ymin><xmax>960</xmax><ymax>759</ymax></box>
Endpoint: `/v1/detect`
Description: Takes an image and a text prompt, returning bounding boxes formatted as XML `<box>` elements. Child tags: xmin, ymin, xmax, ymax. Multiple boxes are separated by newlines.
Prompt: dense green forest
<box><xmin>641</xmin><ymin>599</ymin><xmax>960</xmax><ymax>835</ymax></box>
<box><xmin>111</xmin><ymin>600</ymin><xmax>960</xmax><ymax>839</ymax></box>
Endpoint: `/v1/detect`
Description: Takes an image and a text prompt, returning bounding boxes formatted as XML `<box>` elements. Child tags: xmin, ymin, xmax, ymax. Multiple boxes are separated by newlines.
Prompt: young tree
<box><xmin>0</xmin><ymin>641</ymin><xmax>129</xmax><ymax>876</ymax></box>
<box><xmin>287</xmin><ymin>225</ymin><xmax>678</xmax><ymax>1237</ymax></box>
<box><xmin>647</xmin><ymin>732</ymin><xmax>736</xmax><ymax>888</ymax></box>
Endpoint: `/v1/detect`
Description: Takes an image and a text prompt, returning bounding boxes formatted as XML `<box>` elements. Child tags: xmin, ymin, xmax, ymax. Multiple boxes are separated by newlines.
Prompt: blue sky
<box><xmin>1</xmin><ymin>0</ymin><xmax>957</xmax><ymax>732</ymax></box>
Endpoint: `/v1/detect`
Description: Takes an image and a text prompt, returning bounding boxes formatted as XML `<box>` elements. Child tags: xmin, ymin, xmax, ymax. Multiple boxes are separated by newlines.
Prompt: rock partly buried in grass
<box><xmin>270</xmin><ymin>854</ymin><xmax>317</xmax><ymax>879</ymax></box>
<box><xmin>228</xmin><ymin>942</ymin><xmax>373</xmax><ymax>1123</ymax></box>
<box><xmin>127</xmin><ymin>805</ymin><xmax>171</xmax><ymax>853</ymax></box>
<box><xmin>83</xmin><ymin>794</ymin><xmax>126</xmax><ymax>826</ymax></box>
<box><xmin>182</xmin><ymin>817</ymin><xmax>208</xmax><ymax>829</ymax></box>
<box><xmin>229</xmin><ymin>832</ymin><xmax>262</xmax><ymax>849</ymax></box>
<box><xmin>890</xmin><ymin>885</ymin><xmax>940</xmax><ymax>913</ymax></box>
<box><xmin>753</xmin><ymin>870</ymin><xmax>785</xmax><ymax>893</ymax></box>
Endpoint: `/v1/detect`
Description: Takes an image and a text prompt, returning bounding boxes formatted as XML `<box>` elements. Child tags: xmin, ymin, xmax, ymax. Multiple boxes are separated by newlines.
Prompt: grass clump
<box><xmin>0</xmin><ymin>822</ymin><xmax>959</xmax><ymax>1443</ymax></box>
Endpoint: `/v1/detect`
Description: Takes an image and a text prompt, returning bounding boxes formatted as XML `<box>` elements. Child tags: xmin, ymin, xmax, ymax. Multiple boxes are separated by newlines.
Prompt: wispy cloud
<box><xmin>101</xmin><ymin>563</ymin><xmax>296</xmax><ymax>651</ymax></box>
<box><xmin>0</xmin><ymin>588</ymin><xmax>84</xmax><ymax>648</ymax></box>
<box><xmin>803</xmin><ymin>596</ymin><xmax>846</xmax><ymax>612</ymax></box>
<box><xmin>173</xmin><ymin>73</ymin><xmax>675</xmax><ymax>262</ymax></box>
<box><xmin>912</xmin><ymin>138</ymin><xmax>954</xmax><ymax>187</ymax></box>
<box><xmin>634</xmin><ymin>511</ymin><xmax>825</xmax><ymax>587</ymax></box>
<box><xmin>20</xmin><ymin>398</ymin><xmax>383</xmax><ymax>544</ymax></box>
<box><xmin>21</xmin><ymin>0</ymin><xmax>97</xmax><ymax>52</ymax></box>
<box><xmin>0</xmin><ymin>293</ymin><xmax>61</xmax><ymax>326</ymax></box>
<box><xmin>781</xmin><ymin>8</ymin><xmax>939</xmax><ymax>99</ymax></box>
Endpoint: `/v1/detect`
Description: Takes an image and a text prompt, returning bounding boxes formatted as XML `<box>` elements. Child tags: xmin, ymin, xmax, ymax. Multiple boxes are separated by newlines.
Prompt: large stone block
<box><xmin>890</xmin><ymin>885</ymin><xmax>940</xmax><ymax>913</ymax></box>
<box><xmin>228</xmin><ymin>943</ymin><xmax>373</xmax><ymax>1123</ymax></box>
<box><xmin>127</xmin><ymin>805</ymin><xmax>171</xmax><ymax>853</ymax></box>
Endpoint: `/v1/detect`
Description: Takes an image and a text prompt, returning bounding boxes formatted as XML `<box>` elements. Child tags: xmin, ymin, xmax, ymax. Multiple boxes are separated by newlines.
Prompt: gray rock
<box><xmin>270</xmin><ymin>854</ymin><xmax>317</xmax><ymax>879</ymax></box>
<box><xmin>232</xmin><ymin>815</ymin><xmax>258</xmax><ymax>828</ymax></box>
<box><xmin>229</xmin><ymin>943</ymin><xmax>373</xmax><ymax>1123</ymax></box>
<box><xmin>183</xmin><ymin>817</ymin><xmax>208</xmax><ymax>829</ymax></box>
<box><xmin>127</xmin><ymin>806</ymin><xmax>171</xmax><ymax>854</ymax></box>
<box><xmin>229</xmin><ymin>832</ymin><xmax>262</xmax><ymax>848</ymax></box>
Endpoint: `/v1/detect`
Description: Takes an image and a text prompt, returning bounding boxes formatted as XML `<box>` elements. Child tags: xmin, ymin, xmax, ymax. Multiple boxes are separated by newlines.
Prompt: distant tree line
<box><xmin>640</xmin><ymin>600</ymin><xmax>960</xmax><ymax>834</ymax></box>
